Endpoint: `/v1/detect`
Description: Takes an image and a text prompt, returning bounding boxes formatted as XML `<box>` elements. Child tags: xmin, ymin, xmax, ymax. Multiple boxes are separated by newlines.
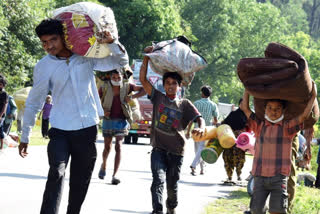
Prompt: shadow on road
<box><xmin>0</xmin><ymin>173</ymin><xmax>47</xmax><ymax>179</ymax></box>
<box><xmin>110</xmin><ymin>209</ymin><xmax>150</xmax><ymax>214</ymax></box>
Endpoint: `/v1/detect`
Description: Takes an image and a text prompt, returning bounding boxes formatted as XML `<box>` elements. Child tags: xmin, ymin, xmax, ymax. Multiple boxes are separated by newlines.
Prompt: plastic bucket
<box><xmin>201</xmin><ymin>139</ymin><xmax>223</xmax><ymax>164</ymax></box>
<box><xmin>217</xmin><ymin>124</ymin><xmax>236</xmax><ymax>149</ymax></box>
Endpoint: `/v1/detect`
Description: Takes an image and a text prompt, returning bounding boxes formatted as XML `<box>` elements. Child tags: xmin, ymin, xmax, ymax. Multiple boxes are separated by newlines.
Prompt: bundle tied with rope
<box><xmin>237</xmin><ymin>42</ymin><xmax>319</xmax><ymax>162</ymax></box>
<box><xmin>144</xmin><ymin>35</ymin><xmax>208</xmax><ymax>86</ymax></box>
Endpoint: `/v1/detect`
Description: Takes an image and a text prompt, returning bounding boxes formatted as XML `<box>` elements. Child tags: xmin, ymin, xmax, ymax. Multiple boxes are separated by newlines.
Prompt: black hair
<box><xmin>35</xmin><ymin>19</ymin><xmax>64</xmax><ymax>38</ymax></box>
<box><xmin>110</xmin><ymin>69</ymin><xmax>120</xmax><ymax>75</ymax></box>
<box><xmin>163</xmin><ymin>72</ymin><xmax>182</xmax><ymax>86</ymax></box>
<box><xmin>238</xmin><ymin>98</ymin><xmax>243</xmax><ymax>105</ymax></box>
<box><xmin>265</xmin><ymin>99</ymin><xmax>287</xmax><ymax>109</ymax></box>
<box><xmin>0</xmin><ymin>74</ymin><xmax>7</xmax><ymax>86</ymax></box>
<box><xmin>176</xmin><ymin>35</ymin><xmax>192</xmax><ymax>48</ymax></box>
<box><xmin>200</xmin><ymin>85</ymin><xmax>212</xmax><ymax>97</ymax></box>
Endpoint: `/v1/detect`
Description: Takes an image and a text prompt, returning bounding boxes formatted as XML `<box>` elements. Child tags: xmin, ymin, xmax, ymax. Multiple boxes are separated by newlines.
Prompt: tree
<box><xmin>304</xmin><ymin>0</ymin><xmax>320</xmax><ymax>39</ymax></box>
<box><xmin>99</xmin><ymin>0</ymin><xmax>191</xmax><ymax>61</ymax></box>
<box><xmin>0</xmin><ymin>0</ymin><xmax>49</xmax><ymax>92</ymax></box>
<box><xmin>182</xmin><ymin>0</ymin><xmax>289</xmax><ymax>103</ymax></box>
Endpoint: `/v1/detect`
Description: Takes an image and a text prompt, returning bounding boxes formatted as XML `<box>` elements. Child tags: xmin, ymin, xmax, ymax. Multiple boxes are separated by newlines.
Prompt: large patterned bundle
<box><xmin>53</xmin><ymin>2</ymin><xmax>118</xmax><ymax>58</ymax></box>
<box><xmin>145</xmin><ymin>38</ymin><xmax>207</xmax><ymax>86</ymax></box>
<box><xmin>237</xmin><ymin>42</ymin><xmax>319</xmax><ymax>128</ymax></box>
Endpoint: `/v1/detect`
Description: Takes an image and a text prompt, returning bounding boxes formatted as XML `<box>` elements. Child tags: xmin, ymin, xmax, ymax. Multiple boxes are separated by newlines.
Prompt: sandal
<box><xmin>98</xmin><ymin>167</ymin><xmax>106</xmax><ymax>180</ymax></box>
<box><xmin>112</xmin><ymin>176</ymin><xmax>121</xmax><ymax>185</ymax></box>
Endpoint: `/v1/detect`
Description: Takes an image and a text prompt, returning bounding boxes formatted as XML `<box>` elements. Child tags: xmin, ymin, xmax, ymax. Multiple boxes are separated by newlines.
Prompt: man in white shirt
<box><xmin>18</xmin><ymin>19</ymin><xmax>128</xmax><ymax>214</ymax></box>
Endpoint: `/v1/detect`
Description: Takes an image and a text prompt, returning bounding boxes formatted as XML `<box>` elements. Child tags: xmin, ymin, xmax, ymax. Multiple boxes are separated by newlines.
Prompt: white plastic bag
<box><xmin>53</xmin><ymin>2</ymin><xmax>118</xmax><ymax>58</ymax></box>
<box><xmin>145</xmin><ymin>39</ymin><xmax>207</xmax><ymax>85</ymax></box>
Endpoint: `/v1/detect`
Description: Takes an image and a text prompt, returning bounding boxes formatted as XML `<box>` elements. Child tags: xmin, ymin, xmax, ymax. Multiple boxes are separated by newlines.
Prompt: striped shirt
<box><xmin>194</xmin><ymin>98</ymin><xmax>219</xmax><ymax>126</ymax></box>
<box><xmin>248</xmin><ymin>113</ymin><xmax>302</xmax><ymax>177</ymax></box>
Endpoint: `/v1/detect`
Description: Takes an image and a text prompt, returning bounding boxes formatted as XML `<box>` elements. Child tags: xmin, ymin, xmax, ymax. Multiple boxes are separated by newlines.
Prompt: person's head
<box><xmin>162</xmin><ymin>72</ymin><xmax>182</xmax><ymax>96</ymax></box>
<box><xmin>264</xmin><ymin>99</ymin><xmax>286</xmax><ymax>121</ymax></box>
<box><xmin>46</xmin><ymin>95</ymin><xmax>52</xmax><ymax>104</ymax></box>
<box><xmin>36</xmin><ymin>19</ymin><xmax>71</xmax><ymax>57</ymax></box>
<box><xmin>200</xmin><ymin>85</ymin><xmax>212</xmax><ymax>98</ymax></box>
<box><xmin>96</xmin><ymin>71</ymin><xmax>111</xmax><ymax>81</ymax></box>
<box><xmin>110</xmin><ymin>69</ymin><xmax>123</xmax><ymax>86</ymax></box>
<box><xmin>0</xmin><ymin>74</ymin><xmax>7</xmax><ymax>91</ymax></box>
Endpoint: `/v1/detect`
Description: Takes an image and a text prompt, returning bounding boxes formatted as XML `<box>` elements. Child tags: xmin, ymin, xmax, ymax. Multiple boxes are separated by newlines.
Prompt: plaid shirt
<box><xmin>248</xmin><ymin>113</ymin><xmax>302</xmax><ymax>177</ymax></box>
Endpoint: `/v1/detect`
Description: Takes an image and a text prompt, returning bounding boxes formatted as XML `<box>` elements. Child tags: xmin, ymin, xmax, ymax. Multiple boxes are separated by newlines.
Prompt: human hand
<box><xmin>191</xmin><ymin>128</ymin><xmax>204</xmax><ymax>139</ymax></box>
<box><xmin>312</xmin><ymin>81</ymin><xmax>317</xmax><ymax>96</ymax></box>
<box><xmin>144</xmin><ymin>46</ymin><xmax>153</xmax><ymax>53</ymax></box>
<box><xmin>96</xmin><ymin>31</ymin><xmax>114</xmax><ymax>44</ymax></box>
<box><xmin>304</xmin><ymin>146</ymin><xmax>312</xmax><ymax>162</ymax></box>
<box><xmin>125</xmin><ymin>96</ymin><xmax>132</xmax><ymax>103</ymax></box>
<box><xmin>104</xmin><ymin>111</ymin><xmax>111</xmax><ymax>118</ymax></box>
<box><xmin>18</xmin><ymin>143</ymin><xmax>29</xmax><ymax>158</ymax></box>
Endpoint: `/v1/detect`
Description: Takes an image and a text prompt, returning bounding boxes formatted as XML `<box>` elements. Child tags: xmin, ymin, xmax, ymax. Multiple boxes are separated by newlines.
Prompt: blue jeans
<box><xmin>151</xmin><ymin>148</ymin><xmax>183</xmax><ymax>213</ymax></box>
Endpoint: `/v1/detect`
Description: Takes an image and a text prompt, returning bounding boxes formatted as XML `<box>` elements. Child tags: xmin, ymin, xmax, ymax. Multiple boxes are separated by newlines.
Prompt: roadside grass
<box><xmin>10</xmin><ymin>120</ymin><xmax>49</xmax><ymax>146</ymax></box>
<box><xmin>204</xmin><ymin>146</ymin><xmax>320</xmax><ymax>214</ymax></box>
<box><xmin>10</xmin><ymin>119</ymin><xmax>103</xmax><ymax>146</ymax></box>
<box><xmin>203</xmin><ymin>188</ymin><xmax>249</xmax><ymax>214</ymax></box>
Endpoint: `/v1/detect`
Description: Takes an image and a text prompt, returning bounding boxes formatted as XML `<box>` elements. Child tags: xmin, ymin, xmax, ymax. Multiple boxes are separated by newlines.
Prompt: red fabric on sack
<box><xmin>55</xmin><ymin>12</ymin><xmax>95</xmax><ymax>56</ymax></box>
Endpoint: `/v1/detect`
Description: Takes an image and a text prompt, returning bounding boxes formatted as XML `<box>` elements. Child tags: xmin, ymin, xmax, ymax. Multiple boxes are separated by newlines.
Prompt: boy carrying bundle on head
<box><xmin>240</xmin><ymin>84</ymin><xmax>317</xmax><ymax>214</ymax></box>
<box><xmin>140</xmin><ymin>46</ymin><xmax>205</xmax><ymax>214</ymax></box>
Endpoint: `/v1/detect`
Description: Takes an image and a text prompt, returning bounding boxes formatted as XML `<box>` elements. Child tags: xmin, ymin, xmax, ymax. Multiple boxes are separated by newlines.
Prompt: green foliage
<box><xmin>54</xmin><ymin>0</ymin><xmax>101</xmax><ymax>9</ymax></box>
<box><xmin>0</xmin><ymin>0</ymin><xmax>43</xmax><ymax>93</ymax></box>
<box><xmin>183</xmin><ymin>0</ymin><xmax>288</xmax><ymax>103</ymax></box>
<box><xmin>99</xmin><ymin>0</ymin><xmax>190</xmax><ymax>61</ymax></box>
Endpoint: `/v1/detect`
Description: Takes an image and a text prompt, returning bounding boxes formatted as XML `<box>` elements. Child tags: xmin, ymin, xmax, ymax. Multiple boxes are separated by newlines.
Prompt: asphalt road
<box><xmin>0</xmin><ymin>137</ymin><xmax>252</xmax><ymax>214</ymax></box>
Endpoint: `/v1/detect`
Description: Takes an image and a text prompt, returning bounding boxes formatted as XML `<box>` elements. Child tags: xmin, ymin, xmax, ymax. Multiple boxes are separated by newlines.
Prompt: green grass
<box><xmin>10</xmin><ymin>119</ymin><xmax>103</xmax><ymax>146</ymax></box>
<box><xmin>293</xmin><ymin>186</ymin><xmax>320</xmax><ymax>214</ymax></box>
<box><xmin>203</xmin><ymin>188</ymin><xmax>250</xmax><ymax>214</ymax></box>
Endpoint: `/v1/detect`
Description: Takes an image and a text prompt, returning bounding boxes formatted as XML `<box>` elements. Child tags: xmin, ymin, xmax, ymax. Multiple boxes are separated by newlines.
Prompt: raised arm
<box><xmin>298</xmin><ymin>82</ymin><xmax>317</xmax><ymax>124</ymax></box>
<box><xmin>240</xmin><ymin>89</ymin><xmax>252</xmax><ymax>119</ymax></box>
<box><xmin>125</xmin><ymin>85</ymin><xmax>146</xmax><ymax>103</ymax></box>
<box><xmin>132</xmin><ymin>85</ymin><xmax>146</xmax><ymax>99</ymax></box>
<box><xmin>139</xmin><ymin>56</ymin><xmax>153</xmax><ymax>96</ymax></box>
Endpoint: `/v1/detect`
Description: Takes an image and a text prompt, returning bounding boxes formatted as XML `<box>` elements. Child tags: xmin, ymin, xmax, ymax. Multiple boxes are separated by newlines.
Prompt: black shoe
<box><xmin>243</xmin><ymin>211</ymin><xmax>251</xmax><ymax>214</ymax></box>
<box><xmin>111</xmin><ymin>176</ymin><xmax>121</xmax><ymax>185</ymax></box>
<box><xmin>151</xmin><ymin>211</ymin><xmax>163</xmax><ymax>214</ymax></box>
<box><xmin>167</xmin><ymin>208</ymin><xmax>176</xmax><ymax>214</ymax></box>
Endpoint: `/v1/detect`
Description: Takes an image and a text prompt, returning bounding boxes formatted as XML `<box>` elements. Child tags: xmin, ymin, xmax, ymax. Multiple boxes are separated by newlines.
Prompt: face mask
<box><xmin>111</xmin><ymin>80</ymin><xmax>122</xmax><ymax>86</ymax></box>
<box><xmin>264</xmin><ymin>114</ymin><xmax>284</xmax><ymax>123</ymax></box>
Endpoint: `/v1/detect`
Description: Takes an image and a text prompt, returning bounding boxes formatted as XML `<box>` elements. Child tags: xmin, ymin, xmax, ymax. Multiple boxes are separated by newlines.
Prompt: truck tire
<box><xmin>124</xmin><ymin>135</ymin><xmax>131</xmax><ymax>144</ymax></box>
<box><xmin>132</xmin><ymin>134</ymin><xmax>138</xmax><ymax>144</ymax></box>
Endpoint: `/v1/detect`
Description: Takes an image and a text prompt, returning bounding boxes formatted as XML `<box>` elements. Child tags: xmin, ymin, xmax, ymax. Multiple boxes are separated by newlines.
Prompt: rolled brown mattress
<box><xmin>237</xmin><ymin>42</ymin><xmax>319</xmax><ymax>128</ymax></box>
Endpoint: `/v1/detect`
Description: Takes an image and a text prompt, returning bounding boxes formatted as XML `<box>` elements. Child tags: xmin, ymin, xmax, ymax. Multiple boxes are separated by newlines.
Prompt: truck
<box><xmin>124</xmin><ymin>59</ymin><xmax>183</xmax><ymax>144</ymax></box>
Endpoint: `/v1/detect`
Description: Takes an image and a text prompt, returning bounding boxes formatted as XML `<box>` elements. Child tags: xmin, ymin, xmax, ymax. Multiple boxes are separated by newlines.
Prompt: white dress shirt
<box><xmin>21</xmin><ymin>42</ymin><xmax>128</xmax><ymax>143</ymax></box>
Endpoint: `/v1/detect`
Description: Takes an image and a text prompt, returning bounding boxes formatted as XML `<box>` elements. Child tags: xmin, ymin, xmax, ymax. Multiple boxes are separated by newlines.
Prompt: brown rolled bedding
<box><xmin>237</xmin><ymin>42</ymin><xmax>319</xmax><ymax>128</ymax></box>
